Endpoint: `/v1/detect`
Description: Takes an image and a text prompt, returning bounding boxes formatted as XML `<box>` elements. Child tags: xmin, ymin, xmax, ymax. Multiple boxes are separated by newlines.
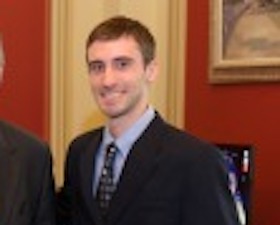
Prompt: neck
<box><xmin>108</xmin><ymin>103</ymin><xmax>149</xmax><ymax>138</ymax></box>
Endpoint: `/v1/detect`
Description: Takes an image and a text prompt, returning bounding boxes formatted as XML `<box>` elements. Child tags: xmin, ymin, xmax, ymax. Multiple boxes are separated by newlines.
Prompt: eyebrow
<box><xmin>114</xmin><ymin>55</ymin><xmax>132</xmax><ymax>60</ymax></box>
<box><xmin>87</xmin><ymin>60</ymin><xmax>104</xmax><ymax>68</ymax></box>
<box><xmin>88</xmin><ymin>56</ymin><xmax>133</xmax><ymax>65</ymax></box>
<box><xmin>113</xmin><ymin>56</ymin><xmax>133</xmax><ymax>61</ymax></box>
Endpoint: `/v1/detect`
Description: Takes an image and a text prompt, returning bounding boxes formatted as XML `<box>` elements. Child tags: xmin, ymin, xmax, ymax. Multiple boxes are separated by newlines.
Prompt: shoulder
<box><xmin>66</xmin><ymin>127</ymin><xmax>102</xmax><ymax>157</ymax></box>
<box><xmin>151</xmin><ymin>114</ymin><xmax>214</xmax><ymax>150</ymax></box>
<box><xmin>0</xmin><ymin>120</ymin><xmax>49</xmax><ymax>158</ymax></box>
<box><xmin>70</xmin><ymin>127</ymin><xmax>102</xmax><ymax>148</ymax></box>
<box><xmin>151</xmin><ymin>115</ymin><xmax>222</xmax><ymax>163</ymax></box>
<box><xmin>154</xmin><ymin>119</ymin><xmax>227</xmax><ymax>183</ymax></box>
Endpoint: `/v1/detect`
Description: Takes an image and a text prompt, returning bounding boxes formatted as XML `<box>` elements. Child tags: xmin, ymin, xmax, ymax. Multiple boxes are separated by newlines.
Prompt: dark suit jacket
<box><xmin>57</xmin><ymin>114</ymin><xmax>240</xmax><ymax>225</ymax></box>
<box><xmin>0</xmin><ymin>120</ymin><xmax>55</xmax><ymax>225</ymax></box>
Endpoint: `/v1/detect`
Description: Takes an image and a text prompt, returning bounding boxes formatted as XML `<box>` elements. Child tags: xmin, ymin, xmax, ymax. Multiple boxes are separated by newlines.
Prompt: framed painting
<box><xmin>210</xmin><ymin>0</ymin><xmax>280</xmax><ymax>83</ymax></box>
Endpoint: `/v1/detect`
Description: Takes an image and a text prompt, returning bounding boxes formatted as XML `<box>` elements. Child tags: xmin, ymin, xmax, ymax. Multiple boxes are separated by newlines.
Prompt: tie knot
<box><xmin>103</xmin><ymin>143</ymin><xmax>118</xmax><ymax>168</ymax></box>
<box><xmin>105</xmin><ymin>142</ymin><xmax>118</xmax><ymax>158</ymax></box>
<box><xmin>107</xmin><ymin>143</ymin><xmax>117</xmax><ymax>154</ymax></box>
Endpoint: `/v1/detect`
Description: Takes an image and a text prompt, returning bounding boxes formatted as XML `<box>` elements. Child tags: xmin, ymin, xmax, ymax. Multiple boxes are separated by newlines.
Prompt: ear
<box><xmin>145</xmin><ymin>59</ymin><xmax>158</xmax><ymax>82</ymax></box>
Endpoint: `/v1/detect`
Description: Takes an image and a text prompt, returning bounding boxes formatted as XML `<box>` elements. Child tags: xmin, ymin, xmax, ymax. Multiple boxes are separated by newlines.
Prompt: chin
<box><xmin>101</xmin><ymin>107</ymin><xmax>123</xmax><ymax>119</ymax></box>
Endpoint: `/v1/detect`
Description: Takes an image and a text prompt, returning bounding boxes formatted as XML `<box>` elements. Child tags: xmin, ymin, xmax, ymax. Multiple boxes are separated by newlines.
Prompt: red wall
<box><xmin>187</xmin><ymin>1</ymin><xmax>280</xmax><ymax>225</ymax></box>
<box><xmin>0</xmin><ymin>0</ymin><xmax>49</xmax><ymax>139</ymax></box>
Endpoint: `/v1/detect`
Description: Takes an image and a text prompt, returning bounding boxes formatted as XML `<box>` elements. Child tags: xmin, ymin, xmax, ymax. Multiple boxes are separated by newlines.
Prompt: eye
<box><xmin>113</xmin><ymin>57</ymin><xmax>132</xmax><ymax>71</ymax></box>
<box><xmin>88</xmin><ymin>61</ymin><xmax>105</xmax><ymax>75</ymax></box>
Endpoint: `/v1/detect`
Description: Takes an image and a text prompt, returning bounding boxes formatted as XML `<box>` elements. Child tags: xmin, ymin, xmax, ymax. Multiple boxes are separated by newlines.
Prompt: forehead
<box><xmin>87</xmin><ymin>36</ymin><xmax>142</xmax><ymax>61</ymax></box>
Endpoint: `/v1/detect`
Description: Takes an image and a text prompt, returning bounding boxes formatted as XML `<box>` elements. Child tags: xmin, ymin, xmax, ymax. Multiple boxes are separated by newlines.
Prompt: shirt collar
<box><xmin>102</xmin><ymin>106</ymin><xmax>155</xmax><ymax>157</ymax></box>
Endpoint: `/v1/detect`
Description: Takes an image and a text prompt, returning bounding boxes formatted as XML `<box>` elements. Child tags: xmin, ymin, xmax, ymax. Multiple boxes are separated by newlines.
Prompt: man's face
<box><xmin>87</xmin><ymin>36</ymin><xmax>157</xmax><ymax>120</ymax></box>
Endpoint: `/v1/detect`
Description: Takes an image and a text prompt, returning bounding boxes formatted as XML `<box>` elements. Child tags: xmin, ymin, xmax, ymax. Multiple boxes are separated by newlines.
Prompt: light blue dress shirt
<box><xmin>93</xmin><ymin>106</ymin><xmax>156</xmax><ymax>195</ymax></box>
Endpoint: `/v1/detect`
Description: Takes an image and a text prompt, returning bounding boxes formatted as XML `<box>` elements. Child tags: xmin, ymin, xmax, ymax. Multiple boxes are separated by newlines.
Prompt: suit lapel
<box><xmin>106</xmin><ymin>115</ymin><xmax>166</xmax><ymax>225</ymax></box>
<box><xmin>79</xmin><ymin>130</ymin><xmax>104</xmax><ymax>225</ymax></box>
<box><xmin>0</xmin><ymin>123</ymin><xmax>23</xmax><ymax>224</ymax></box>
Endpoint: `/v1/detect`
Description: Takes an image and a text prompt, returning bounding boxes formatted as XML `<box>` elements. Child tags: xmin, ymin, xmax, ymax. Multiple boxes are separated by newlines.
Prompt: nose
<box><xmin>102</xmin><ymin>66</ymin><xmax>116</xmax><ymax>87</ymax></box>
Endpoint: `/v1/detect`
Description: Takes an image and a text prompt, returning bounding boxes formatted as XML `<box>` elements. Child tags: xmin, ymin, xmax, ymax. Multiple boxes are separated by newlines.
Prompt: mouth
<box><xmin>100</xmin><ymin>90</ymin><xmax>124</xmax><ymax>104</ymax></box>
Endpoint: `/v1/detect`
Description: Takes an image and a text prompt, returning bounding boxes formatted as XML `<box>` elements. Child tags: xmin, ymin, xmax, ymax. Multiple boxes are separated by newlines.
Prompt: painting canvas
<box><xmin>212</xmin><ymin>0</ymin><xmax>280</xmax><ymax>68</ymax></box>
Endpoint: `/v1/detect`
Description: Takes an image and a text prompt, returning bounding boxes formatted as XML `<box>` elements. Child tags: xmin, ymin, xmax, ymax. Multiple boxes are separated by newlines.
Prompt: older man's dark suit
<box><xmin>58</xmin><ymin>114</ymin><xmax>240</xmax><ymax>225</ymax></box>
<box><xmin>0</xmin><ymin>120</ymin><xmax>55</xmax><ymax>225</ymax></box>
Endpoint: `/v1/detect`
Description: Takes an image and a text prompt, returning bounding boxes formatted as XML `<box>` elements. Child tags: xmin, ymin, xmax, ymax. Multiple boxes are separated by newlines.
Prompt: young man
<box><xmin>57</xmin><ymin>16</ymin><xmax>240</xmax><ymax>225</ymax></box>
<box><xmin>0</xmin><ymin>35</ymin><xmax>55</xmax><ymax>225</ymax></box>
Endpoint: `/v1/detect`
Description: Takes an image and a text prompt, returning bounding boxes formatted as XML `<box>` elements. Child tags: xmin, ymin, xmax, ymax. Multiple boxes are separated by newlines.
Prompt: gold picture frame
<box><xmin>210</xmin><ymin>0</ymin><xmax>280</xmax><ymax>84</ymax></box>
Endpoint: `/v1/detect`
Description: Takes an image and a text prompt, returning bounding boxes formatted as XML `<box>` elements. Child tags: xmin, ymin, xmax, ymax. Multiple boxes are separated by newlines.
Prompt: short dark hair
<box><xmin>86</xmin><ymin>16</ymin><xmax>156</xmax><ymax>66</ymax></box>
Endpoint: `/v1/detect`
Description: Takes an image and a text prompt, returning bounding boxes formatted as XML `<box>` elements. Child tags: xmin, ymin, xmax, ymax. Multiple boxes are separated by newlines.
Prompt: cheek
<box><xmin>89</xmin><ymin>76</ymin><xmax>99</xmax><ymax>88</ymax></box>
<box><xmin>126</xmin><ymin>75</ymin><xmax>145</xmax><ymax>90</ymax></box>
<box><xmin>89</xmin><ymin>79</ymin><xmax>100</xmax><ymax>98</ymax></box>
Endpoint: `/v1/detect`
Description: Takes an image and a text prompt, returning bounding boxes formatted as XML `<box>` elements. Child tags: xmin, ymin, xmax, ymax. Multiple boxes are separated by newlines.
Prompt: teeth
<box><xmin>102</xmin><ymin>92</ymin><xmax>120</xmax><ymax>98</ymax></box>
